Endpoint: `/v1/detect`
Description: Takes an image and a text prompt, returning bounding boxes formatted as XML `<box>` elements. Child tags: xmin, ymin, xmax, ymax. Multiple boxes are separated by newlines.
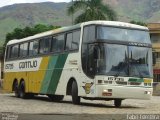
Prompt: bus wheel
<box><xmin>114</xmin><ymin>99</ymin><xmax>122</xmax><ymax>108</ymax></box>
<box><xmin>19</xmin><ymin>81</ymin><xmax>27</xmax><ymax>99</ymax></box>
<box><xmin>48</xmin><ymin>95</ymin><xmax>64</xmax><ymax>102</ymax></box>
<box><xmin>72</xmin><ymin>81</ymin><xmax>80</xmax><ymax>104</ymax></box>
<box><xmin>13</xmin><ymin>81</ymin><xmax>20</xmax><ymax>98</ymax></box>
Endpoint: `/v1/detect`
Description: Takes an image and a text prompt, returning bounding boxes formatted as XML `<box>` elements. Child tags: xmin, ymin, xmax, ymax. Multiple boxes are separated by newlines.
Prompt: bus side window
<box><xmin>51</xmin><ymin>36</ymin><xmax>58</xmax><ymax>52</ymax></box>
<box><xmin>39</xmin><ymin>37</ymin><xmax>51</xmax><ymax>54</ymax></box>
<box><xmin>10</xmin><ymin>45</ymin><xmax>19</xmax><ymax>59</ymax></box>
<box><xmin>65</xmin><ymin>30</ymin><xmax>80</xmax><ymax>51</ymax></box>
<box><xmin>29</xmin><ymin>41</ymin><xmax>39</xmax><ymax>56</ymax></box>
<box><xmin>57</xmin><ymin>34</ymin><xmax>65</xmax><ymax>52</ymax></box>
<box><xmin>33</xmin><ymin>40</ymin><xmax>39</xmax><ymax>55</ymax></box>
<box><xmin>5</xmin><ymin>46</ymin><xmax>10</xmax><ymax>60</ymax></box>
<box><xmin>51</xmin><ymin>34</ymin><xmax>65</xmax><ymax>53</ymax></box>
<box><xmin>72</xmin><ymin>30</ymin><xmax>80</xmax><ymax>50</ymax></box>
<box><xmin>19</xmin><ymin>42</ymin><xmax>28</xmax><ymax>58</ymax></box>
<box><xmin>29</xmin><ymin>42</ymin><xmax>33</xmax><ymax>56</ymax></box>
<box><xmin>66</xmin><ymin>33</ymin><xmax>72</xmax><ymax>50</ymax></box>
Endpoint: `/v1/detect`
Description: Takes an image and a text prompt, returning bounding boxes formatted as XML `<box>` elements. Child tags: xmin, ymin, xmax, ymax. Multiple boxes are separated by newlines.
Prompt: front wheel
<box><xmin>72</xmin><ymin>81</ymin><xmax>80</xmax><ymax>104</ymax></box>
<box><xmin>114</xmin><ymin>99</ymin><xmax>122</xmax><ymax>108</ymax></box>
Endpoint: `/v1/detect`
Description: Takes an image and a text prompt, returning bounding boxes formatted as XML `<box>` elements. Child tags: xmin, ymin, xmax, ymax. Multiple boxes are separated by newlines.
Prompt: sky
<box><xmin>0</xmin><ymin>0</ymin><xmax>71</xmax><ymax>8</ymax></box>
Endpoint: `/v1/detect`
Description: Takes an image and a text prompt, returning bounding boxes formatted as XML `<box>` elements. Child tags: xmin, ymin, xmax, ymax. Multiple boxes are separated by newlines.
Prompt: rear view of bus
<box><xmin>81</xmin><ymin>21</ymin><xmax>153</xmax><ymax>107</ymax></box>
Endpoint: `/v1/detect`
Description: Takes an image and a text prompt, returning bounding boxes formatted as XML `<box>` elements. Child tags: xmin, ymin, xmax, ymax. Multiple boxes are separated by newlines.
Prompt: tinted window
<box><xmin>51</xmin><ymin>34</ymin><xmax>65</xmax><ymax>52</ymax></box>
<box><xmin>10</xmin><ymin>45</ymin><xmax>19</xmax><ymax>58</ymax></box>
<box><xmin>19</xmin><ymin>42</ymin><xmax>28</xmax><ymax>57</ymax></box>
<box><xmin>51</xmin><ymin>36</ymin><xmax>58</xmax><ymax>52</ymax></box>
<box><xmin>66</xmin><ymin>33</ymin><xmax>72</xmax><ymax>50</ymax></box>
<box><xmin>5</xmin><ymin>46</ymin><xmax>10</xmax><ymax>60</ymax></box>
<box><xmin>97</xmin><ymin>26</ymin><xmax>151</xmax><ymax>43</ymax></box>
<box><xmin>39</xmin><ymin>37</ymin><xmax>51</xmax><ymax>54</ymax></box>
<box><xmin>57</xmin><ymin>34</ymin><xmax>64</xmax><ymax>51</ymax></box>
<box><xmin>29</xmin><ymin>40</ymin><xmax>39</xmax><ymax>56</ymax></box>
<box><xmin>83</xmin><ymin>26</ymin><xmax>95</xmax><ymax>44</ymax></box>
<box><xmin>72</xmin><ymin>30</ymin><xmax>80</xmax><ymax>50</ymax></box>
<box><xmin>29</xmin><ymin>42</ymin><xmax>34</xmax><ymax>56</ymax></box>
<box><xmin>66</xmin><ymin>30</ymin><xmax>80</xmax><ymax>50</ymax></box>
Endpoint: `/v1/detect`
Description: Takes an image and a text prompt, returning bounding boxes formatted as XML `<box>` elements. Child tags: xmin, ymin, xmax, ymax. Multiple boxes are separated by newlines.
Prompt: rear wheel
<box><xmin>114</xmin><ymin>99</ymin><xmax>122</xmax><ymax>108</ymax></box>
<box><xmin>72</xmin><ymin>81</ymin><xmax>80</xmax><ymax>104</ymax></box>
<box><xmin>19</xmin><ymin>81</ymin><xmax>30</xmax><ymax>99</ymax></box>
<box><xmin>13</xmin><ymin>81</ymin><xmax>19</xmax><ymax>98</ymax></box>
<box><xmin>48</xmin><ymin>95</ymin><xmax>64</xmax><ymax>102</ymax></box>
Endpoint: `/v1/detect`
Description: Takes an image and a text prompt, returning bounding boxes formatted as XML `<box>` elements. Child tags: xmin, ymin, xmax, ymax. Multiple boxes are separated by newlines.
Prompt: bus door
<box><xmin>81</xmin><ymin>44</ymin><xmax>100</xmax><ymax>95</ymax></box>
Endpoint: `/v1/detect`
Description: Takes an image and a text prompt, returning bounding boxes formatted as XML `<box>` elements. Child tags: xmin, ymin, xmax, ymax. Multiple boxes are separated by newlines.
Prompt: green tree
<box><xmin>67</xmin><ymin>0</ymin><xmax>117</xmax><ymax>24</ymax></box>
<box><xmin>3</xmin><ymin>24</ymin><xmax>60</xmax><ymax>54</ymax></box>
<box><xmin>130</xmin><ymin>20</ymin><xmax>146</xmax><ymax>26</ymax></box>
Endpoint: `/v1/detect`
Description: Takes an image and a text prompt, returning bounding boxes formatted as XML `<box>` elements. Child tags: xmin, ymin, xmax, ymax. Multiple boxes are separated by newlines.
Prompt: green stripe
<box><xmin>40</xmin><ymin>54</ymin><xmax>68</xmax><ymax>94</ymax></box>
<box><xmin>128</xmin><ymin>78</ymin><xmax>144</xmax><ymax>83</ymax></box>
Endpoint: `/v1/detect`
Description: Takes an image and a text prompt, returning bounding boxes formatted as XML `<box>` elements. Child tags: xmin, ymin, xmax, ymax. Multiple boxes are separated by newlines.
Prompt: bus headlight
<box><xmin>144</xmin><ymin>91</ymin><xmax>152</xmax><ymax>94</ymax></box>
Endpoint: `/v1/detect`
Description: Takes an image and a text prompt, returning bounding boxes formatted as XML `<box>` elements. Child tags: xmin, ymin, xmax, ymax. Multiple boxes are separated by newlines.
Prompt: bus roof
<box><xmin>82</xmin><ymin>21</ymin><xmax>148</xmax><ymax>30</ymax></box>
<box><xmin>7</xmin><ymin>20</ymin><xmax>148</xmax><ymax>45</ymax></box>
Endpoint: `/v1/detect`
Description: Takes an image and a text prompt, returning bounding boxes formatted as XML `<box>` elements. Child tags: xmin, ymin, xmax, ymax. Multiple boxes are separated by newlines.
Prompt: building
<box><xmin>148</xmin><ymin>23</ymin><xmax>160</xmax><ymax>95</ymax></box>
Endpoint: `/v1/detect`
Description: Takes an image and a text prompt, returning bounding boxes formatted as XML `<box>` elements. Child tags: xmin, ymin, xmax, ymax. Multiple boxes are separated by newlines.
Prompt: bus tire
<box><xmin>19</xmin><ymin>81</ymin><xmax>28</xmax><ymax>99</ymax></box>
<box><xmin>13</xmin><ymin>81</ymin><xmax>20</xmax><ymax>98</ymax></box>
<box><xmin>72</xmin><ymin>81</ymin><xmax>80</xmax><ymax>105</ymax></box>
<box><xmin>114</xmin><ymin>99</ymin><xmax>122</xmax><ymax>108</ymax></box>
<box><xmin>48</xmin><ymin>95</ymin><xmax>64</xmax><ymax>102</ymax></box>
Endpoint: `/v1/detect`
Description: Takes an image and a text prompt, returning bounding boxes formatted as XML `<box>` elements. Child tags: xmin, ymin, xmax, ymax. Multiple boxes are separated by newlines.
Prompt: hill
<box><xmin>0</xmin><ymin>1</ymin><xmax>160</xmax><ymax>47</ymax></box>
<box><xmin>0</xmin><ymin>2</ymin><xmax>71</xmax><ymax>46</ymax></box>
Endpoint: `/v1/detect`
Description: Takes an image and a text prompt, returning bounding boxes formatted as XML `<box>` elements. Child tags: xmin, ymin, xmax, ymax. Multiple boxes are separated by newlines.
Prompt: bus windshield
<box><xmin>97</xmin><ymin>26</ymin><xmax>151</xmax><ymax>43</ymax></box>
<box><xmin>95</xmin><ymin>44</ymin><xmax>153</xmax><ymax>78</ymax></box>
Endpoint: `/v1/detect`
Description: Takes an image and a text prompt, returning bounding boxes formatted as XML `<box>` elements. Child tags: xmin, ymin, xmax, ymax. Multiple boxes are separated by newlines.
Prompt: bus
<box><xmin>3</xmin><ymin>21</ymin><xmax>153</xmax><ymax>107</ymax></box>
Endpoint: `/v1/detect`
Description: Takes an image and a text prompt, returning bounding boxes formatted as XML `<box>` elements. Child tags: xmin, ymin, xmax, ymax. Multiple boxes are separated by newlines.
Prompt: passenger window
<box><xmin>65</xmin><ymin>30</ymin><xmax>80</xmax><ymax>51</ymax></box>
<box><xmin>57</xmin><ymin>34</ymin><xmax>65</xmax><ymax>52</ymax></box>
<box><xmin>72</xmin><ymin>30</ymin><xmax>80</xmax><ymax>50</ymax></box>
<box><xmin>51</xmin><ymin>36</ymin><xmax>58</xmax><ymax>52</ymax></box>
<box><xmin>39</xmin><ymin>37</ymin><xmax>51</xmax><ymax>54</ymax></box>
<box><xmin>5</xmin><ymin>46</ymin><xmax>10</xmax><ymax>60</ymax></box>
<box><xmin>19</xmin><ymin>43</ymin><xmax>28</xmax><ymax>57</ymax></box>
<box><xmin>10</xmin><ymin>45</ymin><xmax>19</xmax><ymax>58</ymax></box>
<box><xmin>66</xmin><ymin>33</ymin><xmax>72</xmax><ymax>50</ymax></box>
<box><xmin>29</xmin><ymin>40</ymin><xmax>39</xmax><ymax>56</ymax></box>
<box><xmin>33</xmin><ymin>40</ymin><xmax>39</xmax><ymax>55</ymax></box>
<box><xmin>29</xmin><ymin>42</ymin><xmax>34</xmax><ymax>56</ymax></box>
<box><xmin>51</xmin><ymin>34</ymin><xmax>65</xmax><ymax>52</ymax></box>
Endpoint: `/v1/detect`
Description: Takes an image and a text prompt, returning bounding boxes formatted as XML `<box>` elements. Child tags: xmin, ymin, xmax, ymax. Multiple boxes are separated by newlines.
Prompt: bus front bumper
<box><xmin>95</xmin><ymin>85</ymin><xmax>153</xmax><ymax>100</ymax></box>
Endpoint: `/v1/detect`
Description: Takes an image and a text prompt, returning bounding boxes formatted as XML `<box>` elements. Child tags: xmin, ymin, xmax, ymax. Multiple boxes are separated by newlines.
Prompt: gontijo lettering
<box><xmin>19</xmin><ymin>60</ymin><xmax>37</xmax><ymax>69</ymax></box>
